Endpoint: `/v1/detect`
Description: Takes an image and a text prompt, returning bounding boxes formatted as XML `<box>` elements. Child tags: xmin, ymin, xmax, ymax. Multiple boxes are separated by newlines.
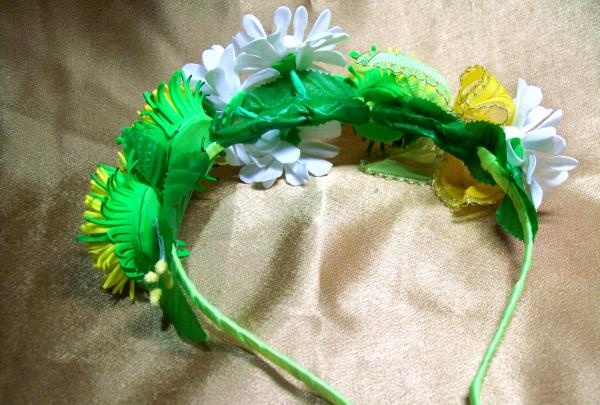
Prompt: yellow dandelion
<box><xmin>77</xmin><ymin>161</ymin><xmax>161</xmax><ymax>300</ymax></box>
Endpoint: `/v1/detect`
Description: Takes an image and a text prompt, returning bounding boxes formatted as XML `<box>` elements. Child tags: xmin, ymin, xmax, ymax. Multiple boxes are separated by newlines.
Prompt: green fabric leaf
<box><xmin>495</xmin><ymin>167</ymin><xmax>538</xmax><ymax>240</ymax></box>
<box><xmin>360</xmin><ymin>137</ymin><xmax>440</xmax><ymax>184</ymax></box>
<box><xmin>160</xmin><ymin>119</ymin><xmax>213</xmax><ymax>248</ymax></box>
<box><xmin>117</xmin><ymin>125</ymin><xmax>169</xmax><ymax>189</ymax></box>
<box><xmin>477</xmin><ymin>147</ymin><xmax>538</xmax><ymax>241</ymax></box>
<box><xmin>496</xmin><ymin>194</ymin><xmax>525</xmax><ymax>240</ymax></box>
<box><xmin>370</xmin><ymin>102</ymin><xmax>507</xmax><ymax>185</ymax></box>
<box><xmin>212</xmin><ymin>69</ymin><xmax>370</xmax><ymax>146</ymax></box>
<box><xmin>160</xmin><ymin>276</ymin><xmax>207</xmax><ymax>343</ymax></box>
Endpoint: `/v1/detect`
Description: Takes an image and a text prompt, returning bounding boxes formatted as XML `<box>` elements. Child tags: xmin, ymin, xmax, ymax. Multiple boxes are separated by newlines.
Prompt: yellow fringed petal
<box><xmin>129</xmin><ymin>280</ymin><xmax>135</xmax><ymax>301</ymax></box>
<box><xmin>434</xmin><ymin>154</ymin><xmax>504</xmax><ymax>208</ymax></box>
<box><xmin>84</xmin><ymin>195</ymin><xmax>103</xmax><ymax>212</ymax></box>
<box><xmin>453</xmin><ymin>66</ymin><xmax>515</xmax><ymax>125</ymax></box>
<box><xmin>95</xmin><ymin>166</ymin><xmax>111</xmax><ymax>186</ymax></box>
<box><xmin>79</xmin><ymin>222</ymin><xmax>110</xmax><ymax>235</ymax></box>
<box><xmin>79</xmin><ymin>157</ymin><xmax>140</xmax><ymax>301</ymax></box>
<box><xmin>112</xmin><ymin>276</ymin><xmax>128</xmax><ymax>294</ymax></box>
<box><xmin>141</xmin><ymin>85</ymin><xmax>176</xmax><ymax>126</ymax></box>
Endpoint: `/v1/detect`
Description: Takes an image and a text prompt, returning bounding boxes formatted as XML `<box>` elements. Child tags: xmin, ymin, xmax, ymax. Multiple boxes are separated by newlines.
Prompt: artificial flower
<box><xmin>453</xmin><ymin>65</ymin><xmax>515</xmax><ymax>124</ymax></box>
<box><xmin>234</xmin><ymin>6</ymin><xmax>348</xmax><ymax>79</ymax></box>
<box><xmin>182</xmin><ymin>44</ymin><xmax>278</xmax><ymax>110</ymax></box>
<box><xmin>434</xmin><ymin>66</ymin><xmax>513</xmax><ymax>208</ymax></box>
<box><xmin>77</xmin><ymin>160</ymin><xmax>160</xmax><ymax>300</ymax></box>
<box><xmin>434</xmin><ymin>154</ymin><xmax>505</xmax><ymax>208</ymax></box>
<box><xmin>225</xmin><ymin>121</ymin><xmax>341</xmax><ymax>188</ymax></box>
<box><xmin>503</xmin><ymin>78</ymin><xmax>578</xmax><ymax>209</ymax></box>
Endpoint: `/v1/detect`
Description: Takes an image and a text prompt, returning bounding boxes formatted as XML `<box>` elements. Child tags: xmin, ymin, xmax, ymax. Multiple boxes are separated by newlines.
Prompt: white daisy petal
<box><xmin>233</xmin><ymin>31</ymin><xmax>253</xmax><ymax>49</ymax></box>
<box><xmin>240</xmin><ymin>160</ymin><xmax>283</xmax><ymax>184</ymax></box>
<box><xmin>513</xmin><ymin>79</ymin><xmax>543</xmax><ymax>127</ymax></box>
<box><xmin>206</xmin><ymin>95</ymin><xmax>226</xmax><ymax>111</ymax></box>
<box><xmin>242</xmin><ymin>68</ymin><xmax>280</xmax><ymax>90</ymax></box>
<box><xmin>506</xmin><ymin>139</ymin><xmax>525</xmax><ymax>167</ymax></box>
<box><xmin>202</xmin><ymin>45</ymin><xmax>224</xmax><ymax>71</ymax></box>
<box><xmin>312</xmin><ymin>50</ymin><xmax>347</xmax><ymax>66</ymax></box>
<box><xmin>504</xmin><ymin>77</ymin><xmax>577</xmax><ymax>210</ymax></box>
<box><xmin>300</xmin><ymin>141</ymin><xmax>339</xmax><ymax>158</ymax></box>
<box><xmin>238</xmin><ymin>164</ymin><xmax>262</xmax><ymax>183</ymax></box>
<box><xmin>308</xmin><ymin>9</ymin><xmax>331</xmax><ymax>38</ymax></box>
<box><xmin>524</xmin><ymin>153</ymin><xmax>537</xmax><ymax>184</ymax></box>
<box><xmin>524</xmin><ymin>105</ymin><xmax>553</xmax><ymax>131</ymax></box>
<box><xmin>249</xmin><ymin>152</ymin><xmax>273</xmax><ymax>168</ymax></box>
<box><xmin>260</xmin><ymin>129</ymin><xmax>281</xmax><ymax>143</ymax></box>
<box><xmin>235</xmin><ymin>5</ymin><xmax>348</xmax><ymax>75</ymax></box>
<box><xmin>284</xmin><ymin>162</ymin><xmax>309</xmax><ymax>186</ymax></box>
<box><xmin>225</xmin><ymin>146</ymin><xmax>243</xmax><ymax>165</ymax></box>
<box><xmin>299</xmin><ymin>121</ymin><xmax>342</xmax><ymax>141</ymax></box>
<box><xmin>205</xmin><ymin>68</ymin><xmax>233</xmax><ymax>103</ymax></box>
<box><xmin>262</xmin><ymin>177</ymin><xmax>278</xmax><ymax>189</ymax></box>
<box><xmin>255</xmin><ymin>160</ymin><xmax>284</xmax><ymax>182</ymax></box>
<box><xmin>293</xmin><ymin>6</ymin><xmax>308</xmax><ymax>42</ymax></box>
<box><xmin>242</xmin><ymin>38</ymin><xmax>281</xmax><ymax>61</ymax></box>
<box><xmin>272</xmin><ymin>142</ymin><xmax>301</xmax><ymax>164</ymax></box>
<box><xmin>301</xmin><ymin>157</ymin><xmax>333</xmax><ymax>176</ymax></box>
<box><xmin>295</xmin><ymin>46</ymin><xmax>312</xmax><ymax>70</ymax></box>
<box><xmin>242</xmin><ymin>14</ymin><xmax>267</xmax><ymax>39</ymax></box>
<box><xmin>182</xmin><ymin>63</ymin><xmax>206</xmax><ymax>85</ymax></box>
<box><xmin>529</xmin><ymin>179</ymin><xmax>544</xmax><ymax>210</ymax></box>
<box><xmin>536</xmin><ymin>155</ymin><xmax>578</xmax><ymax>172</ymax></box>
<box><xmin>235</xmin><ymin>53</ymin><xmax>272</xmax><ymax>72</ymax></box>
<box><xmin>310</xmin><ymin>33</ymin><xmax>350</xmax><ymax>48</ymax></box>
<box><xmin>522</xmin><ymin>128</ymin><xmax>566</xmax><ymax>155</ymax></box>
<box><xmin>536</xmin><ymin>169</ymin><xmax>569</xmax><ymax>188</ymax></box>
<box><xmin>273</xmin><ymin>6</ymin><xmax>292</xmax><ymax>35</ymax></box>
<box><xmin>539</xmin><ymin>109</ymin><xmax>563</xmax><ymax>129</ymax></box>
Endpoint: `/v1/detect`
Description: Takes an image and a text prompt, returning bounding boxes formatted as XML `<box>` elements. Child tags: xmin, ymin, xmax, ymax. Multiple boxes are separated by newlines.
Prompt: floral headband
<box><xmin>77</xmin><ymin>6</ymin><xmax>577</xmax><ymax>405</ymax></box>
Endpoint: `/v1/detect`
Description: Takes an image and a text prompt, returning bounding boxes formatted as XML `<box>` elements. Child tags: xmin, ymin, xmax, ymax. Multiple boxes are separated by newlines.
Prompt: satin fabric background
<box><xmin>1</xmin><ymin>1</ymin><xmax>599</xmax><ymax>404</ymax></box>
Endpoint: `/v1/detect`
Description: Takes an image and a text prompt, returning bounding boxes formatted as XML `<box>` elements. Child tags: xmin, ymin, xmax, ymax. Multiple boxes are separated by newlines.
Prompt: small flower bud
<box><xmin>144</xmin><ymin>271</ymin><xmax>159</xmax><ymax>284</ymax></box>
<box><xmin>155</xmin><ymin>259</ymin><xmax>167</xmax><ymax>275</ymax></box>
<box><xmin>149</xmin><ymin>288</ymin><xmax>162</xmax><ymax>306</ymax></box>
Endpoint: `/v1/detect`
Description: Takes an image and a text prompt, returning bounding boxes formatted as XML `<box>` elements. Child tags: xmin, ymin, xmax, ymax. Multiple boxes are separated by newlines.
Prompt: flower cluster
<box><xmin>183</xmin><ymin>6</ymin><xmax>348</xmax><ymax>187</ymax></box>
<box><xmin>503</xmin><ymin>79</ymin><xmax>578</xmax><ymax>209</ymax></box>
<box><xmin>435</xmin><ymin>66</ymin><xmax>577</xmax><ymax>210</ymax></box>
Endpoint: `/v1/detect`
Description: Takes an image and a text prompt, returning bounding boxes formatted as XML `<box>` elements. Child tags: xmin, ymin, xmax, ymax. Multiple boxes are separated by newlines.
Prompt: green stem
<box><xmin>170</xmin><ymin>245</ymin><xmax>351</xmax><ymax>405</ymax></box>
<box><xmin>469</xmin><ymin>229</ymin><xmax>533</xmax><ymax>404</ymax></box>
<box><xmin>470</xmin><ymin>149</ymin><xmax>535</xmax><ymax>404</ymax></box>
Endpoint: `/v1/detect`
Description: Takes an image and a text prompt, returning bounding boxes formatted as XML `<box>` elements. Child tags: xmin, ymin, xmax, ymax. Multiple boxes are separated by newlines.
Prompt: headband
<box><xmin>77</xmin><ymin>6</ymin><xmax>577</xmax><ymax>405</ymax></box>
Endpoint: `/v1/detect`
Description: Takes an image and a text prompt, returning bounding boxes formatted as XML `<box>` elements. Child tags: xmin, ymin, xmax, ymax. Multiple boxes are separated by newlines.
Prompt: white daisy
<box><xmin>503</xmin><ymin>79</ymin><xmax>578</xmax><ymax>209</ymax></box>
<box><xmin>225</xmin><ymin>121</ymin><xmax>342</xmax><ymax>188</ymax></box>
<box><xmin>234</xmin><ymin>6</ymin><xmax>349</xmax><ymax>80</ymax></box>
<box><xmin>182</xmin><ymin>44</ymin><xmax>278</xmax><ymax>110</ymax></box>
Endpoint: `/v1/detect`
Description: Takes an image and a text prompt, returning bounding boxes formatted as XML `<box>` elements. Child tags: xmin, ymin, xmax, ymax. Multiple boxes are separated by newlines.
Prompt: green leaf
<box><xmin>160</xmin><ymin>276</ymin><xmax>207</xmax><ymax>343</ymax></box>
<box><xmin>118</xmin><ymin>125</ymin><xmax>169</xmax><ymax>189</ymax></box>
<box><xmin>495</xmin><ymin>170</ymin><xmax>538</xmax><ymax>241</ymax></box>
<box><xmin>370</xmin><ymin>101</ymin><xmax>507</xmax><ymax>185</ymax></box>
<box><xmin>360</xmin><ymin>137</ymin><xmax>440</xmax><ymax>184</ymax></box>
<box><xmin>496</xmin><ymin>194</ymin><xmax>525</xmax><ymax>240</ymax></box>
<box><xmin>477</xmin><ymin>147</ymin><xmax>538</xmax><ymax>241</ymax></box>
<box><xmin>140</xmin><ymin>71</ymin><xmax>208</xmax><ymax>138</ymax></box>
<box><xmin>212</xmin><ymin>69</ymin><xmax>370</xmax><ymax>146</ymax></box>
<box><xmin>160</xmin><ymin>119</ymin><xmax>213</xmax><ymax>248</ymax></box>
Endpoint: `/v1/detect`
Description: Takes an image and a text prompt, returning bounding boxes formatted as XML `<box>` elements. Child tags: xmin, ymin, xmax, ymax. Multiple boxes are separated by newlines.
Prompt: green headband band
<box><xmin>77</xmin><ymin>6</ymin><xmax>577</xmax><ymax>405</ymax></box>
